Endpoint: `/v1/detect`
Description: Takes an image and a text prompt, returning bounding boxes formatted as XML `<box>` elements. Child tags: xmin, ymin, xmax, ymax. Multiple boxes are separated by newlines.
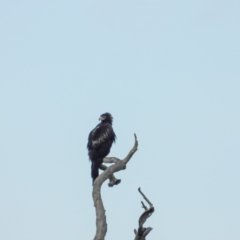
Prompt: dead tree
<box><xmin>91</xmin><ymin>134</ymin><xmax>155</xmax><ymax>240</ymax></box>
<box><xmin>92</xmin><ymin>134</ymin><xmax>138</xmax><ymax>240</ymax></box>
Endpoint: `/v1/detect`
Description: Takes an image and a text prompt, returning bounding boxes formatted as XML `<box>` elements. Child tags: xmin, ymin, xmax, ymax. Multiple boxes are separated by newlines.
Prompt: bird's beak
<box><xmin>99</xmin><ymin>116</ymin><xmax>104</xmax><ymax>121</ymax></box>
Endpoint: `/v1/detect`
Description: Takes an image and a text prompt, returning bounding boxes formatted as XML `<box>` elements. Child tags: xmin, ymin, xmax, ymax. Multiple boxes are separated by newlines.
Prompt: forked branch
<box><xmin>134</xmin><ymin>188</ymin><xmax>155</xmax><ymax>240</ymax></box>
<box><xmin>92</xmin><ymin>134</ymin><xmax>138</xmax><ymax>240</ymax></box>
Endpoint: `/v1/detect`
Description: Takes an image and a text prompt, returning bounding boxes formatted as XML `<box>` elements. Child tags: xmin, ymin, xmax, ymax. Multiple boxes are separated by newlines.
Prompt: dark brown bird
<box><xmin>87</xmin><ymin>113</ymin><xmax>116</xmax><ymax>183</ymax></box>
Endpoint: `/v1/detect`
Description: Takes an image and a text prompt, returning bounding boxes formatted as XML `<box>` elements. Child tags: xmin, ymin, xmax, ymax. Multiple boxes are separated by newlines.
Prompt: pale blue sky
<box><xmin>0</xmin><ymin>1</ymin><xmax>240</xmax><ymax>240</ymax></box>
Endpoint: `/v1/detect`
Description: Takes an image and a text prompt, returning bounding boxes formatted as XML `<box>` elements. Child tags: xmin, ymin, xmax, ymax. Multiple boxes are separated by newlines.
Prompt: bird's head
<box><xmin>99</xmin><ymin>112</ymin><xmax>113</xmax><ymax>124</ymax></box>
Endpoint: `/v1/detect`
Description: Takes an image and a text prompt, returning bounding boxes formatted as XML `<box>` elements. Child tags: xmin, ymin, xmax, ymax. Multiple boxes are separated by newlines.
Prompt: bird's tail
<box><xmin>91</xmin><ymin>158</ymin><xmax>103</xmax><ymax>184</ymax></box>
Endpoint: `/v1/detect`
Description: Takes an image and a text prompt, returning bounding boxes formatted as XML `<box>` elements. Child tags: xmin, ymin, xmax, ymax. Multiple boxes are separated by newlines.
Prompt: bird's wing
<box><xmin>87</xmin><ymin>123</ymin><xmax>114</xmax><ymax>150</ymax></box>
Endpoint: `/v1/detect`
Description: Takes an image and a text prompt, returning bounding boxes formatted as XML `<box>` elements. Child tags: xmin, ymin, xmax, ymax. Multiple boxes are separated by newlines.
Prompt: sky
<box><xmin>0</xmin><ymin>1</ymin><xmax>240</xmax><ymax>240</ymax></box>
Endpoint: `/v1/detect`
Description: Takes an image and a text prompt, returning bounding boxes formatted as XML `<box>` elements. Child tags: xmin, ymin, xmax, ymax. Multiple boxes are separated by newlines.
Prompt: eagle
<box><xmin>87</xmin><ymin>113</ymin><xmax>116</xmax><ymax>183</ymax></box>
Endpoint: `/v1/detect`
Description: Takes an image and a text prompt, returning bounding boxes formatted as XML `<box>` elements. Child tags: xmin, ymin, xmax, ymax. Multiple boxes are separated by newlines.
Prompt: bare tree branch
<box><xmin>92</xmin><ymin>134</ymin><xmax>138</xmax><ymax>240</ymax></box>
<box><xmin>134</xmin><ymin>188</ymin><xmax>155</xmax><ymax>240</ymax></box>
<box><xmin>99</xmin><ymin>164</ymin><xmax>121</xmax><ymax>187</ymax></box>
<box><xmin>123</xmin><ymin>133</ymin><xmax>138</xmax><ymax>164</ymax></box>
<box><xmin>138</xmin><ymin>187</ymin><xmax>153</xmax><ymax>207</ymax></box>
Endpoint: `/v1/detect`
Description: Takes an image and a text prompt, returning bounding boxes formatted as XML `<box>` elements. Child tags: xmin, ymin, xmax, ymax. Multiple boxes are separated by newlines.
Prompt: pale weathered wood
<box><xmin>92</xmin><ymin>134</ymin><xmax>138</xmax><ymax>240</ymax></box>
